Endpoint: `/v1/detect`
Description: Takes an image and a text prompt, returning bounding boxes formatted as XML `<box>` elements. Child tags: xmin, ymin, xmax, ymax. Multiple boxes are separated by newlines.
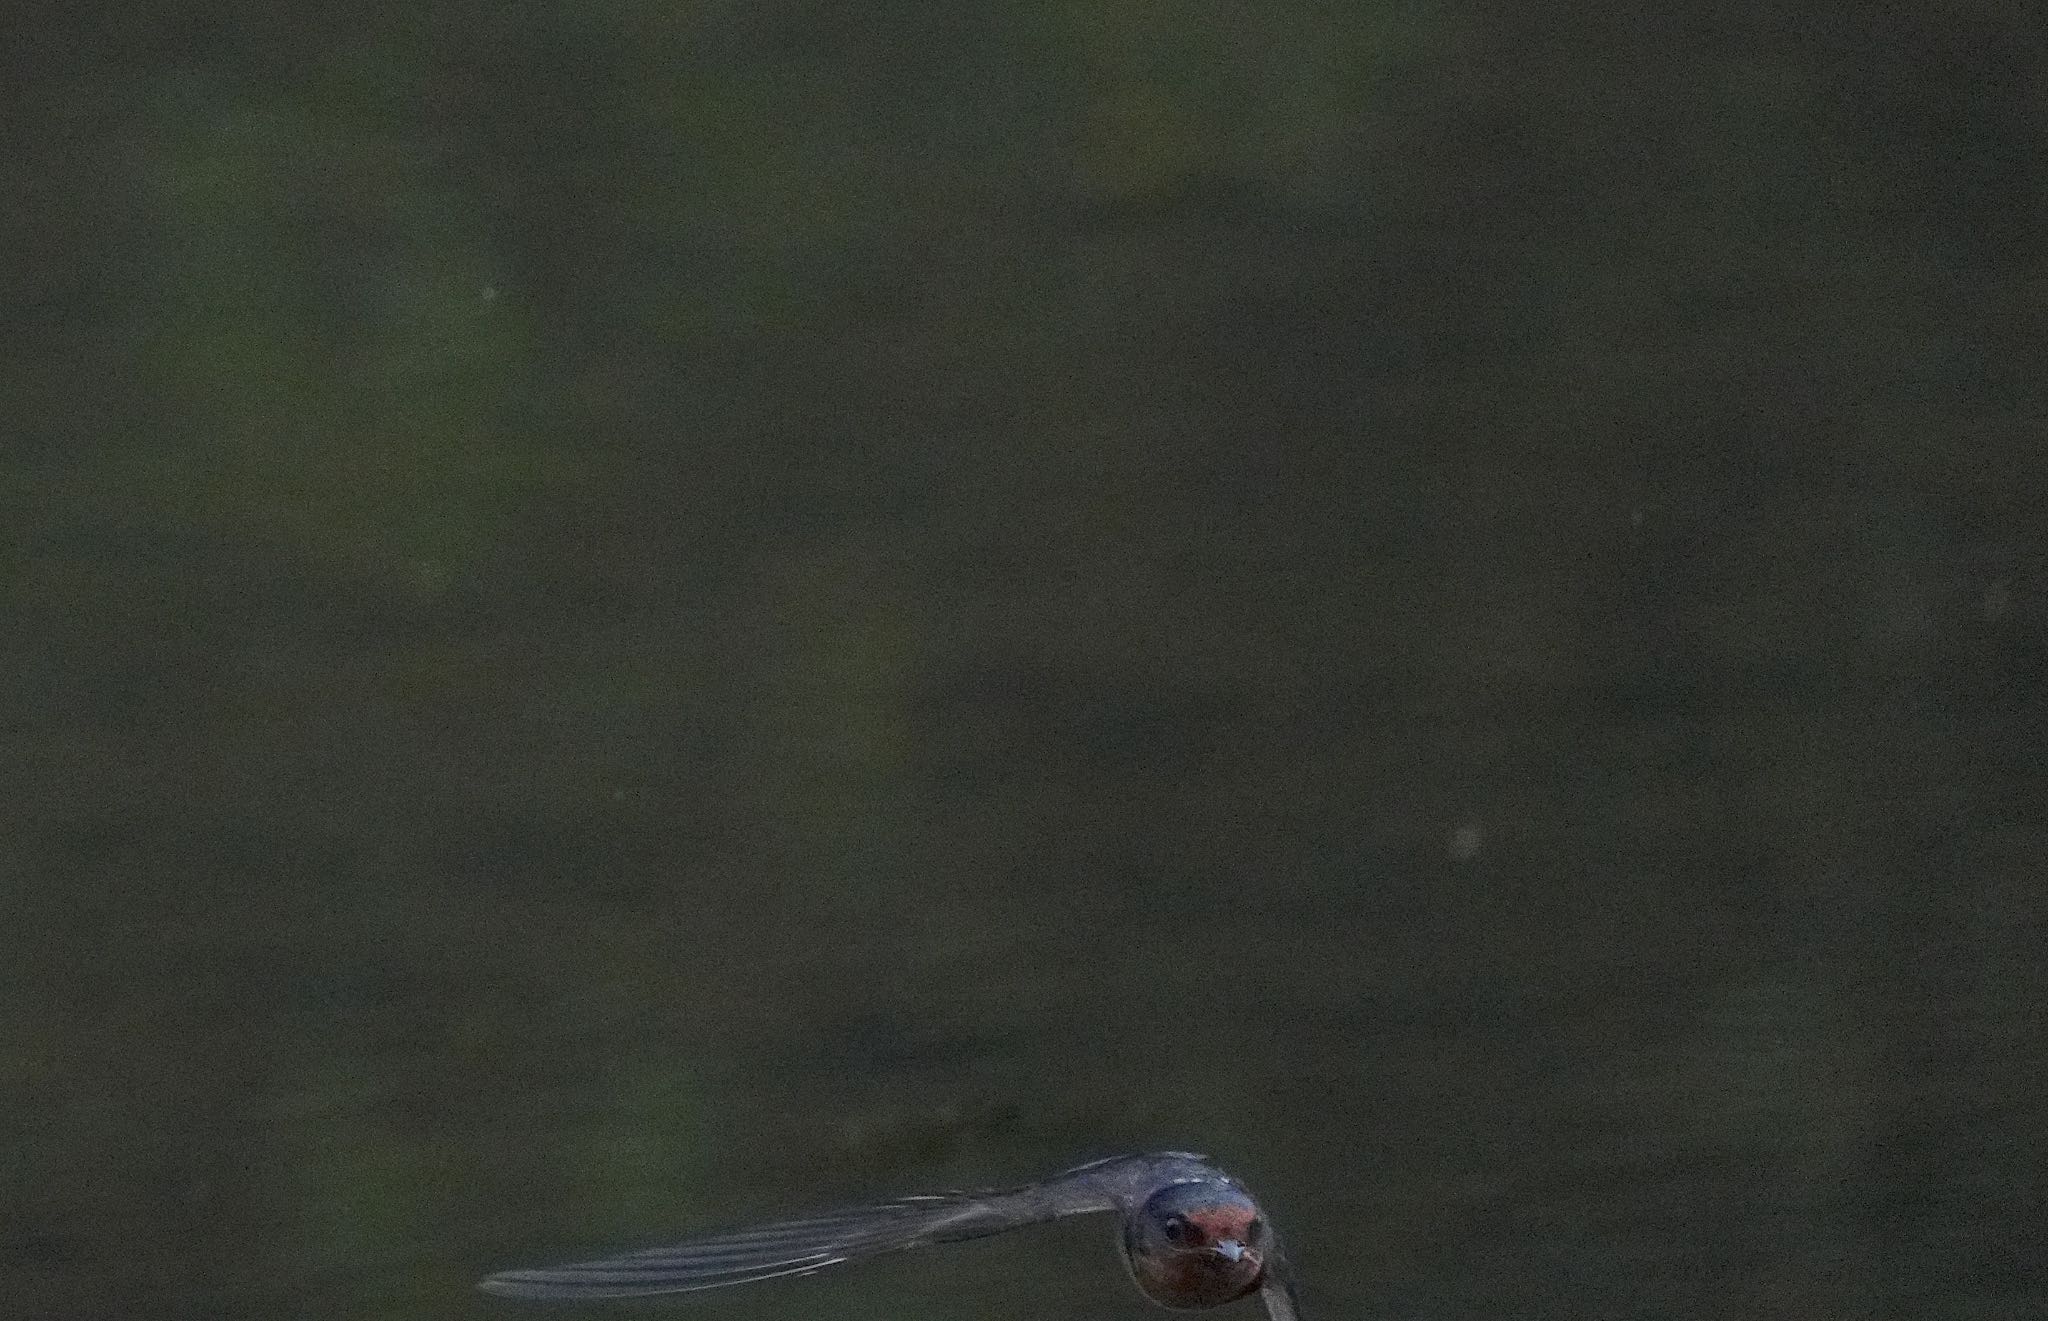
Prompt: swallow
<box><xmin>481</xmin><ymin>1151</ymin><xmax>1303</xmax><ymax>1321</ymax></box>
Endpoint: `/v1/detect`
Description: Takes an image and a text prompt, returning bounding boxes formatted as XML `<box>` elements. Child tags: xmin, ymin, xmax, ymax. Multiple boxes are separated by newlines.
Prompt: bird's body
<box><xmin>481</xmin><ymin>1151</ymin><xmax>1302</xmax><ymax>1321</ymax></box>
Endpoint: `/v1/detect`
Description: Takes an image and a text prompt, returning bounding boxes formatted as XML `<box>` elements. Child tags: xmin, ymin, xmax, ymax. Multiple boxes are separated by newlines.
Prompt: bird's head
<box><xmin>1121</xmin><ymin>1181</ymin><xmax>1268</xmax><ymax>1308</ymax></box>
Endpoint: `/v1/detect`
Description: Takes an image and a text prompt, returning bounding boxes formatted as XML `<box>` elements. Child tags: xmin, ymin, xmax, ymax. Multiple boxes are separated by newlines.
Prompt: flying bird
<box><xmin>480</xmin><ymin>1151</ymin><xmax>1303</xmax><ymax>1321</ymax></box>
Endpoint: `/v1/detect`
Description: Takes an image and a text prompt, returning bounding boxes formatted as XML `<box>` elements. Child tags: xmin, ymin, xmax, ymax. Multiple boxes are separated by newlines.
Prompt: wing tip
<box><xmin>476</xmin><ymin>1273</ymin><xmax>643</xmax><ymax>1301</ymax></box>
<box><xmin>477</xmin><ymin>1251</ymin><xmax>854</xmax><ymax>1301</ymax></box>
<box><xmin>477</xmin><ymin>1271</ymin><xmax>556</xmax><ymax>1299</ymax></box>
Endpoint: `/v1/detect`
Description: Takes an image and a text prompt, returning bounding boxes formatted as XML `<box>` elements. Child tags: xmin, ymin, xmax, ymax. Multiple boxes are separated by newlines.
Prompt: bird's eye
<box><xmin>1162</xmin><ymin>1216</ymin><xmax>1191</xmax><ymax>1244</ymax></box>
<box><xmin>1246</xmin><ymin>1217</ymin><xmax>1263</xmax><ymax>1238</ymax></box>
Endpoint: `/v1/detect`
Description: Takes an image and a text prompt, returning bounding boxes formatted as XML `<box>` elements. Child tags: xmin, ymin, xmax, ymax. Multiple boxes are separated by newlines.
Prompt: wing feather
<box><xmin>479</xmin><ymin>1166</ymin><xmax>1119</xmax><ymax>1301</ymax></box>
<box><xmin>1257</xmin><ymin>1239</ymin><xmax>1305</xmax><ymax>1321</ymax></box>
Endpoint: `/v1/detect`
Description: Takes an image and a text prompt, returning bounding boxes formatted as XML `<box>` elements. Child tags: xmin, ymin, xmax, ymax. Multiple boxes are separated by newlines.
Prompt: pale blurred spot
<box><xmin>1982</xmin><ymin>578</ymin><xmax>2010</xmax><ymax>621</ymax></box>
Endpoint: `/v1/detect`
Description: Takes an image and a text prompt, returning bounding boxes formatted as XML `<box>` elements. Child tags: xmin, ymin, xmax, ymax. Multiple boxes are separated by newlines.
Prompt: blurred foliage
<box><xmin>2</xmin><ymin>2</ymin><xmax>2045</xmax><ymax>1319</ymax></box>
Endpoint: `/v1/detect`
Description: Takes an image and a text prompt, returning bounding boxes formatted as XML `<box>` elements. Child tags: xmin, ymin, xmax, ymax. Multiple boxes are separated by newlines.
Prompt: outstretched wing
<box><xmin>1258</xmin><ymin>1241</ymin><xmax>1305</xmax><ymax>1321</ymax></box>
<box><xmin>478</xmin><ymin>1161</ymin><xmax>1124</xmax><ymax>1301</ymax></box>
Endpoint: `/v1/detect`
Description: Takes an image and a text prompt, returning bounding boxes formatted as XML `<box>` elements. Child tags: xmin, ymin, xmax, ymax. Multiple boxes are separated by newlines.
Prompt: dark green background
<box><xmin>4</xmin><ymin>3</ymin><xmax>2043</xmax><ymax>1319</ymax></box>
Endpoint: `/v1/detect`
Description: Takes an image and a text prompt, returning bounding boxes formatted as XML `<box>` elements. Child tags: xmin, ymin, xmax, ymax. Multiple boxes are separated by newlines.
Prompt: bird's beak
<box><xmin>1213</xmin><ymin>1239</ymin><xmax>1247</xmax><ymax>1262</ymax></box>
